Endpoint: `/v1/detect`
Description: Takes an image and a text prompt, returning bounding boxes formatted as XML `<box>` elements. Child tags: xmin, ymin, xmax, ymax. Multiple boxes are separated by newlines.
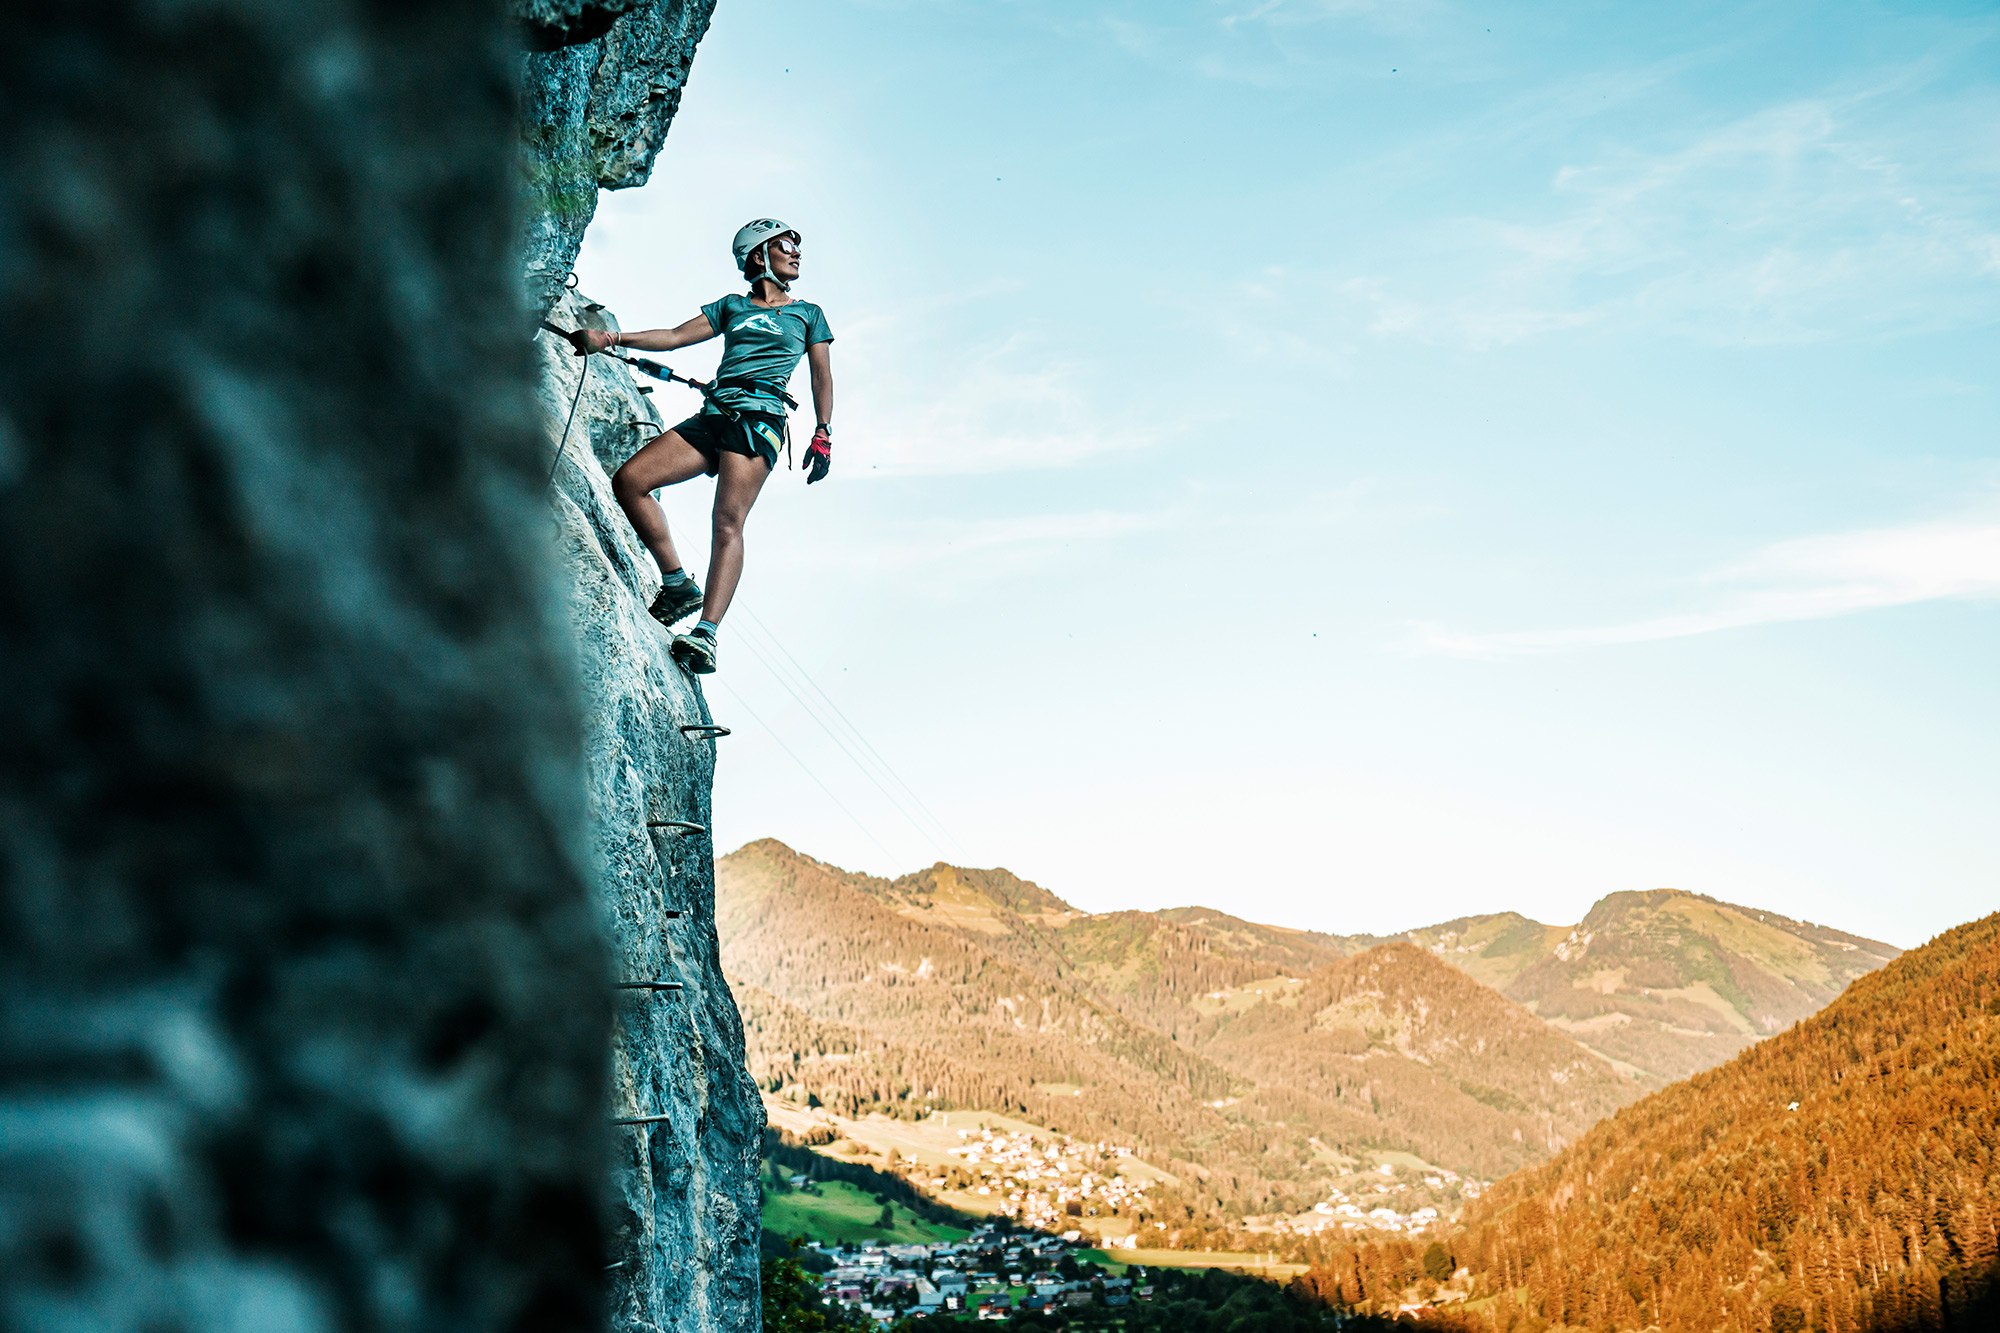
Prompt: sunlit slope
<box><xmin>720</xmin><ymin>844</ymin><xmax>1491</xmax><ymax>1215</ymax></box>
<box><xmin>1496</xmin><ymin>889</ymin><xmax>1900</xmax><ymax>1082</ymax></box>
<box><xmin>720</xmin><ymin>842</ymin><xmax>1903</xmax><ymax>1225</ymax></box>
<box><xmin>1392</xmin><ymin>912</ymin><xmax>1572</xmax><ymax>992</ymax></box>
<box><xmin>831</xmin><ymin>857</ymin><xmax>1375</xmax><ymax>1043</ymax></box>
<box><xmin>829</xmin><ymin>859</ymin><xmax>1897</xmax><ymax>1092</ymax></box>
<box><xmin>719</xmin><ymin>842</ymin><xmax>1640</xmax><ymax>1191</ymax></box>
<box><xmin>1382</xmin><ymin>895</ymin><xmax>1899</xmax><ymax>1083</ymax></box>
<box><xmin>1358</xmin><ymin>912</ymin><xmax>2000</xmax><ymax>1332</ymax></box>
<box><xmin>1059</xmin><ymin>906</ymin><xmax>1370</xmax><ymax>1040</ymax></box>
<box><xmin>716</xmin><ymin>839</ymin><xmax>1228</xmax><ymax>1098</ymax></box>
<box><xmin>720</xmin><ymin>841</ymin><xmax>1320</xmax><ymax>1203</ymax></box>
<box><xmin>1201</xmin><ymin>943</ymin><xmax>1636</xmax><ymax>1176</ymax></box>
<box><xmin>735</xmin><ymin>981</ymin><xmax>1040</xmax><ymax>1128</ymax></box>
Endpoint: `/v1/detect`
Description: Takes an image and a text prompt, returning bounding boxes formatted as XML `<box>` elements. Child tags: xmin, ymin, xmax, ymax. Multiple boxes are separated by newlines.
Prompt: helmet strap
<box><xmin>748</xmin><ymin>241</ymin><xmax>792</xmax><ymax>296</ymax></box>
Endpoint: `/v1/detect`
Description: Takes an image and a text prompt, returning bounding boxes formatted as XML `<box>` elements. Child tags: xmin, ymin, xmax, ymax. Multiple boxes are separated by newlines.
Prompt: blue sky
<box><xmin>575</xmin><ymin>0</ymin><xmax>2000</xmax><ymax>949</ymax></box>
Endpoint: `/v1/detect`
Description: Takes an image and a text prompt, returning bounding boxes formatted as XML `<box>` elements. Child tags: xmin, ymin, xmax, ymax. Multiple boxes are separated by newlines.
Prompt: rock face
<box><xmin>522</xmin><ymin>6</ymin><xmax>766</xmax><ymax>1327</ymax></box>
<box><xmin>1</xmin><ymin>4</ymin><xmax>609</xmax><ymax>1331</ymax></box>
<box><xmin>537</xmin><ymin>292</ymin><xmax>764</xmax><ymax>1333</ymax></box>
<box><xmin>517</xmin><ymin>0</ymin><xmax>719</xmax><ymax>313</ymax></box>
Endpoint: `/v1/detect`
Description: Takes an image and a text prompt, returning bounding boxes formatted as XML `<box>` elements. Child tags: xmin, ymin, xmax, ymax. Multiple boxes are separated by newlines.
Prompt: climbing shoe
<box><xmin>671</xmin><ymin>626</ymin><xmax>718</xmax><ymax>675</ymax></box>
<box><xmin>648</xmin><ymin>576</ymin><xmax>705</xmax><ymax>629</ymax></box>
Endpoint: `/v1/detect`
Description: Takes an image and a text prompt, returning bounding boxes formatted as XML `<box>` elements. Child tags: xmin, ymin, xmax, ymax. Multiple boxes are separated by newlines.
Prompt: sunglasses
<box><xmin>770</xmin><ymin>236</ymin><xmax>801</xmax><ymax>256</ymax></box>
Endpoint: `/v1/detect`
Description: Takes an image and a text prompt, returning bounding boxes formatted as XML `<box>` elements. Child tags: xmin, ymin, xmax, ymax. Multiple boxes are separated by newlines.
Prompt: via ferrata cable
<box><xmin>542</xmin><ymin>328</ymin><xmax>591</xmax><ymax>492</ymax></box>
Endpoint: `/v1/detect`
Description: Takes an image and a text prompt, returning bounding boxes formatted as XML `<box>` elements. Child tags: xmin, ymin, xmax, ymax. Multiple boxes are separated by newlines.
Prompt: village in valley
<box><xmin>768</xmin><ymin>1101</ymin><xmax>1488</xmax><ymax>1251</ymax></box>
<box><xmin>764</xmin><ymin>1096</ymin><xmax>1500</xmax><ymax>1327</ymax></box>
<box><xmin>809</xmin><ymin>1226</ymin><xmax>1140</xmax><ymax>1323</ymax></box>
<box><xmin>938</xmin><ymin>1126</ymin><xmax>1150</xmax><ymax>1234</ymax></box>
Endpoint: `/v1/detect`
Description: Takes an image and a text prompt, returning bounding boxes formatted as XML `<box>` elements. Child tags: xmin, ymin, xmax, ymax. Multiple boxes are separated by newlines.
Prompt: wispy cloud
<box><xmin>842</xmin><ymin>508</ymin><xmax>1182</xmax><ymax>573</ymax></box>
<box><xmin>1340</xmin><ymin>72</ymin><xmax>2000</xmax><ymax>349</ymax></box>
<box><xmin>1093</xmin><ymin>0</ymin><xmax>1459</xmax><ymax>86</ymax></box>
<box><xmin>1217</xmin><ymin>0</ymin><xmax>1451</xmax><ymax>32</ymax></box>
<box><xmin>831</xmin><ymin>287</ymin><xmax>1164</xmax><ymax>476</ymax></box>
<box><xmin>1419</xmin><ymin>517</ymin><xmax>2000</xmax><ymax>656</ymax></box>
<box><xmin>851</xmin><ymin>352</ymin><xmax>1159</xmax><ymax>476</ymax></box>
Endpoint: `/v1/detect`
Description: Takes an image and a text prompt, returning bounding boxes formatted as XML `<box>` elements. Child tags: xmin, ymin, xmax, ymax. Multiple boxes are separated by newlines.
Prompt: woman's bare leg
<box><xmin>700</xmin><ymin>451</ymin><xmax>773</xmax><ymax>626</ymax></box>
<box><xmin>611</xmin><ymin>430</ymin><xmax>713</xmax><ymax>578</ymax></box>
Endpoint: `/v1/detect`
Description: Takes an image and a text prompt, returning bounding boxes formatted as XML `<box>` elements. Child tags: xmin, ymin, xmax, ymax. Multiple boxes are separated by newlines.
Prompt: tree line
<box><xmin>1288</xmin><ymin>913</ymin><xmax>2000</xmax><ymax>1332</ymax></box>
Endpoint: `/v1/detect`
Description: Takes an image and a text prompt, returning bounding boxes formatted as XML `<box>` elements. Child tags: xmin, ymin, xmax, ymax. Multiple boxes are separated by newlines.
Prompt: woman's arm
<box><xmin>803</xmin><ymin>341</ymin><xmax>836</xmax><ymax>484</ymax></box>
<box><xmin>573</xmin><ymin>313</ymin><xmax>714</xmax><ymax>355</ymax></box>
<box><xmin>807</xmin><ymin>340</ymin><xmax>833</xmax><ymax>427</ymax></box>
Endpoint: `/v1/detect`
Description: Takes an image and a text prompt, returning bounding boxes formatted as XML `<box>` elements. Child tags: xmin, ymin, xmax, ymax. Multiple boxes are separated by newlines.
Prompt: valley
<box><xmin>1293</xmin><ymin>910</ymin><xmax>2000</xmax><ymax>1329</ymax></box>
<box><xmin>720</xmin><ymin>838</ymin><xmax>1900</xmax><ymax>1249</ymax></box>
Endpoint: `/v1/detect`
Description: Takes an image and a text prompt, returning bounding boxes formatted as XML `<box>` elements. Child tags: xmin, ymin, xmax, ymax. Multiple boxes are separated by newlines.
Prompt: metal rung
<box><xmin>679</xmin><ymin>724</ymin><xmax>730</xmax><ymax>740</ymax></box>
<box><xmin>636</xmin><ymin>385</ymin><xmax>654</xmax><ymax>394</ymax></box>
<box><xmin>631</xmin><ymin>419</ymin><xmax>664</xmax><ymax>435</ymax></box>
<box><xmin>646</xmin><ymin>819</ymin><xmax>707</xmax><ymax>833</ymax></box>
<box><xmin>616</xmin><ymin>981</ymin><xmax>684</xmax><ymax>991</ymax></box>
<box><xmin>613</xmin><ymin>1113</ymin><xmax>672</xmax><ymax>1127</ymax></box>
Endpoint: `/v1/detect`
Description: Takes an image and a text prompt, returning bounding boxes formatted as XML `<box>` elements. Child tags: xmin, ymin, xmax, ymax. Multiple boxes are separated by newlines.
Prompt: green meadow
<box><xmin>760</xmin><ymin>1178</ymin><xmax>970</xmax><ymax>1248</ymax></box>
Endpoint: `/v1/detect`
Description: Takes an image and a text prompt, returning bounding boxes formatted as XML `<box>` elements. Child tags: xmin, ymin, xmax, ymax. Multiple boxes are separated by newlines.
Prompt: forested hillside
<box><xmin>722</xmin><ymin>839</ymin><xmax>1904</xmax><ymax>1247</ymax></box>
<box><xmin>1497</xmin><ymin>890</ymin><xmax>1900</xmax><ymax>1083</ymax></box>
<box><xmin>812</xmin><ymin>851</ymin><xmax>1896</xmax><ymax>1089</ymax></box>
<box><xmin>844</xmin><ymin>863</ymin><xmax>1372</xmax><ymax>1045</ymax></box>
<box><xmin>1294</xmin><ymin>913</ymin><xmax>2000</xmax><ymax>1331</ymax></box>
<box><xmin>720</xmin><ymin>842</ymin><xmax>1649</xmax><ymax>1217</ymax></box>
<box><xmin>716</xmin><ymin>840</ymin><xmax>1230</xmax><ymax>1097</ymax></box>
<box><xmin>1395</xmin><ymin>912</ymin><xmax>1572</xmax><ymax>992</ymax></box>
<box><xmin>1202</xmin><ymin>944</ymin><xmax>1634</xmax><ymax>1176</ymax></box>
<box><xmin>720</xmin><ymin>842</ymin><xmax>1317</xmax><ymax>1215</ymax></box>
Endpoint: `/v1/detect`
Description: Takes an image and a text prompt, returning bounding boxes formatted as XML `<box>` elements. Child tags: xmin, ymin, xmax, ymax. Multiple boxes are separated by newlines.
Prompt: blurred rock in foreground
<box><xmin>1</xmin><ymin>3</ymin><xmax>607</xmax><ymax>1329</ymax></box>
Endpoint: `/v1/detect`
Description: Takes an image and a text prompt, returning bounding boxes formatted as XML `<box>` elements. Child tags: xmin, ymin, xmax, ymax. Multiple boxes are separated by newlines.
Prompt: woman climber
<box><xmin>567</xmin><ymin>217</ymin><xmax>834</xmax><ymax>675</ymax></box>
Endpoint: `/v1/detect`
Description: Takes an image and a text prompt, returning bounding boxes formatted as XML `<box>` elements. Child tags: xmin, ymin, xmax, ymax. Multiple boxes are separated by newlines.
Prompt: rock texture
<box><xmin>537</xmin><ymin>293</ymin><xmax>765</xmax><ymax>1333</ymax></box>
<box><xmin>1</xmin><ymin>4</ymin><xmax>608</xmax><ymax>1332</ymax></box>
<box><xmin>517</xmin><ymin>0</ymin><xmax>719</xmax><ymax>313</ymax></box>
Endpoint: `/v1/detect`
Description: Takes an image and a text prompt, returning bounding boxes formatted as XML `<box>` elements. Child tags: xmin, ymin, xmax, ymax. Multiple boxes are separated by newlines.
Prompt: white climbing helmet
<box><xmin>731</xmin><ymin>218</ymin><xmax>798</xmax><ymax>289</ymax></box>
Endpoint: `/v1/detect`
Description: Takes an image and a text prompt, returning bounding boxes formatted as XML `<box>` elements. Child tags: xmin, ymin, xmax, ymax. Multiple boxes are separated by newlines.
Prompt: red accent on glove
<box><xmin>804</xmin><ymin>428</ymin><xmax>832</xmax><ymax>484</ymax></box>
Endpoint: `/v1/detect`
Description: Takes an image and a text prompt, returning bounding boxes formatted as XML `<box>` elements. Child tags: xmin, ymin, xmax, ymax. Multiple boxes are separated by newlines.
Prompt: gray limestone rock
<box><xmin>515</xmin><ymin>0</ymin><xmax>651</xmax><ymax>51</ymax></box>
<box><xmin>520</xmin><ymin>0</ymin><xmax>719</xmax><ymax>314</ymax></box>
<box><xmin>1</xmin><ymin>3</ymin><xmax>609</xmax><ymax>1332</ymax></box>
<box><xmin>536</xmin><ymin>293</ymin><xmax>765</xmax><ymax>1333</ymax></box>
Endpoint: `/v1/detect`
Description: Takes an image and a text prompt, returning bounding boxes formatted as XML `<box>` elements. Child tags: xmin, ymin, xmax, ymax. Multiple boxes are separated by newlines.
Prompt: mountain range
<box><xmin>717</xmin><ymin>839</ymin><xmax>1898</xmax><ymax>1230</ymax></box>
<box><xmin>1400</xmin><ymin>892</ymin><xmax>1899</xmax><ymax>1081</ymax></box>
<box><xmin>1295</xmin><ymin>911</ymin><xmax>2000</xmax><ymax>1331</ymax></box>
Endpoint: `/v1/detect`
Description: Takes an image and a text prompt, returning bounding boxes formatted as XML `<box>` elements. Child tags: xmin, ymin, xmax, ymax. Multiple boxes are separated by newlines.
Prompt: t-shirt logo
<box><xmin>735</xmin><ymin>312</ymin><xmax>784</xmax><ymax>336</ymax></box>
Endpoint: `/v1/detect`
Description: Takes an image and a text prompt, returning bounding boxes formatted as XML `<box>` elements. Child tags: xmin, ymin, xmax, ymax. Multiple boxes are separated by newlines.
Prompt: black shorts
<box><xmin>673</xmin><ymin>409</ymin><xmax>785</xmax><ymax>470</ymax></box>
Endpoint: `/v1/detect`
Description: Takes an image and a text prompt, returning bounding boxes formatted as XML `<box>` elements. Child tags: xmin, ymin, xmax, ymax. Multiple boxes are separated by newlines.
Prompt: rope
<box><xmin>543</xmin><ymin>349</ymin><xmax>590</xmax><ymax>492</ymax></box>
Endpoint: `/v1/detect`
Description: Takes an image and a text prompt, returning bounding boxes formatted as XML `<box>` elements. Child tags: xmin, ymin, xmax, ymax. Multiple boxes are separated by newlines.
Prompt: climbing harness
<box><xmin>707</xmin><ymin>373</ymin><xmax>802</xmax><ymax>468</ymax></box>
<box><xmin>540</xmin><ymin>319</ymin><xmax>805</xmax><ymax>467</ymax></box>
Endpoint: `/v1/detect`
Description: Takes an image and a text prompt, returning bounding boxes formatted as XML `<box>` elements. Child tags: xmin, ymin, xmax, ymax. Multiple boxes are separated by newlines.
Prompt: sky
<box><xmin>573</xmin><ymin>0</ymin><xmax>2000</xmax><ymax>950</ymax></box>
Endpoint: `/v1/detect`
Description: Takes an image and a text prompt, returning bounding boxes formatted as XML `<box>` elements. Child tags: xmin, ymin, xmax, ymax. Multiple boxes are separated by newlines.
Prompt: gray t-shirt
<box><xmin>698</xmin><ymin>293</ymin><xmax>833</xmax><ymax>417</ymax></box>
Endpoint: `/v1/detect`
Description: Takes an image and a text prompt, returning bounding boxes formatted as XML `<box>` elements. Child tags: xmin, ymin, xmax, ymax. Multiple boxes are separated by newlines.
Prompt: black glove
<box><xmin>804</xmin><ymin>425</ymin><xmax>832</xmax><ymax>484</ymax></box>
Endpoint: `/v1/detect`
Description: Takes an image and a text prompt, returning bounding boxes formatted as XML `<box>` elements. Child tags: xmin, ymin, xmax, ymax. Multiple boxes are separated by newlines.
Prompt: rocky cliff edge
<box><xmin>516</xmin><ymin>0</ymin><xmax>718</xmax><ymax>313</ymax></box>
<box><xmin>537</xmin><ymin>291</ymin><xmax>765</xmax><ymax>1333</ymax></box>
